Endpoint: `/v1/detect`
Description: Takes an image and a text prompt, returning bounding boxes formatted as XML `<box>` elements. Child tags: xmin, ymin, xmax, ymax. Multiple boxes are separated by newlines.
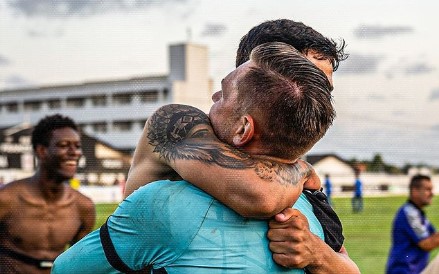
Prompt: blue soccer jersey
<box><xmin>386</xmin><ymin>201</ymin><xmax>436</xmax><ymax>274</ymax></box>
<box><xmin>53</xmin><ymin>180</ymin><xmax>324</xmax><ymax>273</ymax></box>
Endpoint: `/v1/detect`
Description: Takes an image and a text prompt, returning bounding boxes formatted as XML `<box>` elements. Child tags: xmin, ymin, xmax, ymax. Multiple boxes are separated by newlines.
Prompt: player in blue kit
<box><xmin>387</xmin><ymin>175</ymin><xmax>439</xmax><ymax>274</ymax></box>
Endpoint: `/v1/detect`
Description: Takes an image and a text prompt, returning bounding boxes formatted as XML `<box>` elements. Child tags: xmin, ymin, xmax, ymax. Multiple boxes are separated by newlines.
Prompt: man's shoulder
<box><xmin>395</xmin><ymin>202</ymin><xmax>422</xmax><ymax>227</ymax></box>
<box><xmin>70</xmin><ymin>187</ymin><xmax>95</xmax><ymax>210</ymax></box>
<box><xmin>294</xmin><ymin>193</ymin><xmax>312</xmax><ymax>209</ymax></box>
<box><xmin>0</xmin><ymin>179</ymin><xmax>28</xmax><ymax>202</ymax></box>
<box><xmin>125</xmin><ymin>180</ymin><xmax>214</xmax><ymax>212</ymax></box>
<box><xmin>0</xmin><ymin>178</ymin><xmax>28</xmax><ymax>189</ymax></box>
<box><xmin>108</xmin><ymin>180</ymin><xmax>215</xmax><ymax>269</ymax></box>
<box><xmin>401</xmin><ymin>202</ymin><xmax>419</xmax><ymax>216</ymax></box>
<box><xmin>134</xmin><ymin>180</ymin><xmax>210</xmax><ymax>196</ymax></box>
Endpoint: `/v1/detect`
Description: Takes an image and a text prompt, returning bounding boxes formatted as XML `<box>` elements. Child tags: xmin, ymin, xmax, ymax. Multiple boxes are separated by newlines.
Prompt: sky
<box><xmin>1</xmin><ymin>0</ymin><xmax>439</xmax><ymax>167</ymax></box>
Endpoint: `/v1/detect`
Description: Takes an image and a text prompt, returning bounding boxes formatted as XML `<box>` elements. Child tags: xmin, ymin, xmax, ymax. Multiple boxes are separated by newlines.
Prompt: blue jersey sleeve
<box><xmin>52</xmin><ymin>229</ymin><xmax>119</xmax><ymax>274</ymax></box>
<box><xmin>107</xmin><ymin>180</ymin><xmax>213</xmax><ymax>270</ymax></box>
<box><xmin>52</xmin><ymin>180</ymin><xmax>213</xmax><ymax>273</ymax></box>
<box><xmin>401</xmin><ymin>205</ymin><xmax>431</xmax><ymax>243</ymax></box>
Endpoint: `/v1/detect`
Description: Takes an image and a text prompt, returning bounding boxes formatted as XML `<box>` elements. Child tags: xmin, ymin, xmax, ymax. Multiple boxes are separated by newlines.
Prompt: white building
<box><xmin>0</xmin><ymin>43</ymin><xmax>213</xmax><ymax>152</ymax></box>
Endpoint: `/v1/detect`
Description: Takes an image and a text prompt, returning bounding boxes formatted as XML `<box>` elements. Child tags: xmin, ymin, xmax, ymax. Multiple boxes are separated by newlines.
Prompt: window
<box><xmin>77</xmin><ymin>123</ymin><xmax>87</xmax><ymax>132</ymax></box>
<box><xmin>5</xmin><ymin>102</ymin><xmax>18</xmax><ymax>112</ymax></box>
<box><xmin>92</xmin><ymin>122</ymin><xmax>107</xmax><ymax>133</ymax></box>
<box><xmin>91</xmin><ymin>95</ymin><xmax>107</xmax><ymax>106</ymax></box>
<box><xmin>163</xmin><ymin>88</ymin><xmax>169</xmax><ymax>100</ymax></box>
<box><xmin>113</xmin><ymin>121</ymin><xmax>132</xmax><ymax>131</ymax></box>
<box><xmin>66</xmin><ymin>97</ymin><xmax>85</xmax><ymax>108</ymax></box>
<box><xmin>23</xmin><ymin>100</ymin><xmax>41</xmax><ymax>111</ymax></box>
<box><xmin>19</xmin><ymin>136</ymin><xmax>31</xmax><ymax>145</ymax></box>
<box><xmin>139</xmin><ymin>90</ymin><xmax>159</xmax><ymax>103</ymax></box>
<box><xmin>113</xmin><ymin>93</ymin><xmax>132</xmax><ymax>105</ymax></box>
<box><xmin>48</xmin><ymin>99</ymin><xmax>61</xmax><ymax>109</ymax></box>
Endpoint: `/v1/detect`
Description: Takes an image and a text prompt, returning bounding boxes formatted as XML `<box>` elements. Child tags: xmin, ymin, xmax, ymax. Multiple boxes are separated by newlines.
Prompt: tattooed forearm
<box><xmin>147</xmin><ymin>104</ymin><xmax>210</xmax><ymax>160</ymax></box>
<box><xmin>148</xmin><ymin>105</ymin><xmax>258</xmax><ymax>168</ymax></box>
<box><xmin>148</xmin><ymin>104</ymin><xmax>256</xmax><ymax>169</ymax></box>
<box><xmin>255</xmin><ymin>160</ymin><xmax>313</xmax><ymax>186</ymax></box>
<box><xmin>147</xmin><ymin>104</ymin><xmax>311</xmax><ymax>186</ymax></box>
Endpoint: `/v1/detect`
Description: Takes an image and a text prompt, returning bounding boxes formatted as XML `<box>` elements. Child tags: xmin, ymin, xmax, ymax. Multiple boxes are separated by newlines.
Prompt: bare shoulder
<box><xmin>0</xmin><ymin>179</ymin><xmax>31</xmax><ymax>219</ymax></box>
<box><xmin>0</xmin><ymin>178</ymin><xmax>29</xmax><ymax>202</ymax></box>
<box><xmin>69</xmin><ymin>187</ymin><xmax>95</xmax><ymax>211</ymax></box>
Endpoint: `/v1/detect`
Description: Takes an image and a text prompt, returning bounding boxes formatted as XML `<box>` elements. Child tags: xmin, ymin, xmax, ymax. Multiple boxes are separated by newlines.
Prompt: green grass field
<box><xmin>95</xmin><ymin>196</ymin><xmax>439</xmax><ymax>273</ymax></box>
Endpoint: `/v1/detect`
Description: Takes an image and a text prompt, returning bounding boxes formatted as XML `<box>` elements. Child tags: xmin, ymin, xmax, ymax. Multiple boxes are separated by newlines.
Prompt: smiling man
<box><xmin>0</xmin><ymin>114</ymin><xmax>96</xmax><ymax>274</ymax></box>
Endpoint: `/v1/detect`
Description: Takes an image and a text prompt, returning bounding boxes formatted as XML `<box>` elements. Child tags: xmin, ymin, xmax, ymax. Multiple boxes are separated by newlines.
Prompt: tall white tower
<box><xmin>169</xmin><ymin>43</ymin><xmax>213</xmax><ymax>112</ymax></box>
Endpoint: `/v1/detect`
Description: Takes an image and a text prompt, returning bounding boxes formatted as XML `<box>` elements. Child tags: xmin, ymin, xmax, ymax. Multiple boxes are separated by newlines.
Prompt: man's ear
<box><xmin>35</xmin><ymin>144</ymin><xmax>47</xmax><ymax>159</ymax></box>
<box><xmin>233</xmin><ymin>115</ymin><xmax>254</xmax><ymax>147</ymax></box>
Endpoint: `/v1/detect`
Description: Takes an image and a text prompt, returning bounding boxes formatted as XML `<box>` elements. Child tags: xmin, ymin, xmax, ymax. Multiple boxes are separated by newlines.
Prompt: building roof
<box><xmin>305</xmin><ymin>153</ymin><xmax>351</xmax><ymax>166</ymax></box>
<box><xmin>0</xmin><ymin>74</ymin><xmax>168</xmax><ymax>95</ymax></box>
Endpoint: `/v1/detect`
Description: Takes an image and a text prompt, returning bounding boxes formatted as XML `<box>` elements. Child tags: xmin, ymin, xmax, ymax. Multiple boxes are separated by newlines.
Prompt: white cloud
<box><xmin>200</xmin><ymin>23</ymin><xmax>227</xmax><ymax>37</ymax></box>
<box><xmin>7</xmin><ymin>0</ymin><xmax>189</xmax><ymax>18</ymax></box>
<box><xmin>336</xmin><ymin>53</ymin><xmax>383</xmax><ymax>74</ymax></box>
<box><xmin>404</xmin><ymin>62</ymin><xmax>435</xmax><ymax>75</ymax></box>
<box><xmin>354</xmin><ymin>24</ymin><xmax>414</xmax><ymax>39</ymax></box>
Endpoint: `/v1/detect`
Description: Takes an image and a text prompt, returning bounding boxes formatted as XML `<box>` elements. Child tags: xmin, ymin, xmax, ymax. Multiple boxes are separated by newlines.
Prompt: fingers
<box><xmin>269</xmin><ymin>234</ymin><xmax>317</xmax><ymax>269</ymax></box>
<box><xmin>272</xmin><ymin>253</ymin><xmax>292</xmax><ymax>268</ymax></box>
<box><xmin>271</xmin><ymin>207</ymin><xmax>301</xmax><ymax>223</ymax></box>
<box><xmin>267</xmin><ymin>228</ymin><xmax>293</xmax><ymax>242</ymax></box>
<box><xmin>272</xmin><ymin>253</ymin><xmax>290</xmax><ymax>268</ymax></box>
<box><xmin>267</xmin><ymin>223</ymin><xmax>308</xmax><ymax>243</ymax></box>
<box><xmin>269</xmin><ymin>208</ymin><xmax>308</xmax><ymax>229</ymax></box>
<box><xmin>272</xmin><ymin>252</ymin><xmax>308</xmax><ymax>269</ymax></box>
<box><xmin>269</xmin><ymin>240</ymin><xmax>292</xmax><ymax>253</ymax></box>
<box><xmin>267</xmin><ymin>213</ymin><xmax>310</xmax><ymax>243</ymax></box>
<box><xmin>268</xmin><ymin>206</ymin><xmax>323</xmax><ymax>270</ymax></box>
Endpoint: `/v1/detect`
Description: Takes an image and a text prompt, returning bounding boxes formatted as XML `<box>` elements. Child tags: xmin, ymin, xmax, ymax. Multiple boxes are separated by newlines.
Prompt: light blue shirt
<box><xmin>52</xmin><ymin>180</ymin><xmax>324</xmax><ymax>273</ymax></box>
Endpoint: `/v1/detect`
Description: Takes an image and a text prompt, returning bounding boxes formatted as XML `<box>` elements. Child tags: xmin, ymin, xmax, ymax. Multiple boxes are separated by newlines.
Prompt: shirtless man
<box><xmin>0</xmin><ymin>114</ymin><xmax>96</xmax><ymax>274</ymax></box>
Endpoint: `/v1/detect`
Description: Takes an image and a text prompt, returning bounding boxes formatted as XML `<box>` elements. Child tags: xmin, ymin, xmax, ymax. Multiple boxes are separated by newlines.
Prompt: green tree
<box><xmin>368</xmin><ymin>153</ymin><xmax>385</xmax><ymax>172</ymax></box>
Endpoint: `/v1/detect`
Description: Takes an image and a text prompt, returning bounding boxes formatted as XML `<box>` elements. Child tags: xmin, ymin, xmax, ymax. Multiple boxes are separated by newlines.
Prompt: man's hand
<box><xmin>267</xmin><ymin>208</ymin><xmax>360</xmax><ymax>274</ymax></box>
<box><xmin>268</xmin><ymin>208</ymin><xmax>319</xmax><ymax>269</ymax></box>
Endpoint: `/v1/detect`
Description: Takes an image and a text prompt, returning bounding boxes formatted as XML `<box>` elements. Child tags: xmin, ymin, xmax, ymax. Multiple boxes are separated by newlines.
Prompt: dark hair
<box><xmin>236</xmin><ymin>19</ymin><xmax>348</xmax><ymax>71</ymax></box>
<box><xmin>236</xmin><ymin>42</ymin><xmax>335</xmax><ymax>159</ymax></box>
<box><xmin>32</xmin><ymin>114</ymin><xmax>79</xmax><ymax>150</ymax></box>
<box><xmin>409</xmin><ymin>174</ymin><xmax>431</xmax><ymax>190</ymax></box>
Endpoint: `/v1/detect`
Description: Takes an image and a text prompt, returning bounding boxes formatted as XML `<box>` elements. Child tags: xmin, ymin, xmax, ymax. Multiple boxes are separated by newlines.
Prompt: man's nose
<box><xmin>68</xmin><ymin>145</ymin><xmax>82</xmax><ymax>156</ymax></box>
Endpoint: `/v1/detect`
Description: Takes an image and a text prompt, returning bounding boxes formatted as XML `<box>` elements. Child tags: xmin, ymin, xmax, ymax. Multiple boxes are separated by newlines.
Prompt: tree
<box><xmin>368</xmin><ymin>153</ymin><xmax>385</xmax><ymax>173</ymax></box>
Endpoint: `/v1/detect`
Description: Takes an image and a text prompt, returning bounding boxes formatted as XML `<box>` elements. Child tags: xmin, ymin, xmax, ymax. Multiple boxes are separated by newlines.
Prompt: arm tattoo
<box><xmin>147</xmin><ymin>104</ymin><xmax>211</xmax><ymax>159</ymax></box>
<box><xmin>255</xmin><ymin>160</ymin><xmax>313</xmax><ymax>186</ymax></box>
<box><xmin>147</xmin><ymin>104</ymin><xmax>311</xmax><ymax>186</ymax></box>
